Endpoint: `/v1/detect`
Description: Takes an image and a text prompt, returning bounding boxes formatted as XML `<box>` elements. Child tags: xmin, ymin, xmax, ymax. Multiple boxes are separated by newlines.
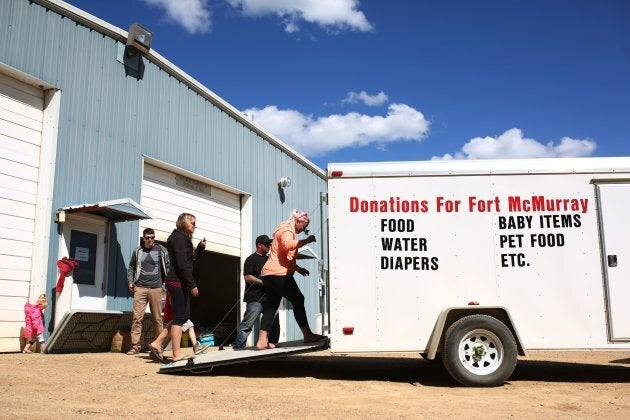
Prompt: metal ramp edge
<box><xmin>159</xmin><ymin>338</ymin><xmax>330</xmax><ymax>374</ymax></box>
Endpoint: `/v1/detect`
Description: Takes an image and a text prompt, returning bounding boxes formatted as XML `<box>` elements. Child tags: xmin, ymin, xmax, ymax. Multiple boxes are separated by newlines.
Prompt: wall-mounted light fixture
<box><xmin>126</xmin><ymin>23</ymin><xmax>153</xmax><ymax>57</ymax></box>
<box><xmin>122</xmin><ymin>23</ymin><xmax>152</xmax><ymax>79</ymax></box>
<box><xmin>278</xmin><ymin>177</ymin><xmax>292</xmax><ymax>188</ymax></box>
<box><xmin>56</xmin><ymin>210</ymin><xmax>66</xmax><ymax>224</ymax></box>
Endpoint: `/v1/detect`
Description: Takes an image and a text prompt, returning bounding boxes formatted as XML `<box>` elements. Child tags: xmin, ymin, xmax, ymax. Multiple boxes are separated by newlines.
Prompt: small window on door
<box><xmin>70</xmin><ymin>230</ymin><xmax>98</xmax><ymax>285</ymax></box>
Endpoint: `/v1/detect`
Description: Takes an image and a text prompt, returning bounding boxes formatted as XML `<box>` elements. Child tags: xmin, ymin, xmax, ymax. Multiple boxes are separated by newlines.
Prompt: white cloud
<box><xmin>143</xmin><ymin>0</ymin><xmax>212</xmax><ymax>34</ymax></box>
<box><xmin>433</xmin><ymin>128</ymin><xmax>596</xmax><ymax>160</ymax></box>
<box><xmin>343</xmin><ymin>91</ymin><xmax>388</xmax><ymax>107</ymax></box>
<box><xmin>284</xmin><ymin>21</ymin><xmax>300</xmax><ymax>33</ymax></box>
<box><xmin>226</xmin><ymin>0</ymin><xmax>373</xmax><ymax>32</ymax></box>
<box><xmin>243</xmin><ymin>103</ymin><xmax>430</xmax><ymax>156</ymax></box>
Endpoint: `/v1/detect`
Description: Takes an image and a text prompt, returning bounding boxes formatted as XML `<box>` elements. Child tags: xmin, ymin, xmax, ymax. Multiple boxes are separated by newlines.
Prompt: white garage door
<box><xmin>0</xmin><ymin>73</ymin><xmax>44</xmax><ymax>349</ymax></box>
<box><xmin>141</xmin><ymin>164</ymin><xmax>241</xmax><ymax>256</ymax></box>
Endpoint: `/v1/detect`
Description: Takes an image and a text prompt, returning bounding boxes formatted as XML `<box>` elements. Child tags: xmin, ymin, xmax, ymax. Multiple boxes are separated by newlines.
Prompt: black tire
<box><xmin>442</xmin><ymin>314</ymin><xmax>517</xmax><ymax>387</ymax></box>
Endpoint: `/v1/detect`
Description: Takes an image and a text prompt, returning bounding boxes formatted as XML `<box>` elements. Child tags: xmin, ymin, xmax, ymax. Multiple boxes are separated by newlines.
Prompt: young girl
<box><xmin>23</xmin><ymin>294</ymin><xmax>48</xmax><ymax>353</ymax></box>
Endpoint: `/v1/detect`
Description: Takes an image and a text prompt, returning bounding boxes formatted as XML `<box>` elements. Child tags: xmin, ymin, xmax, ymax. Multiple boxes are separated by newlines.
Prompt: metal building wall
<box><xmin>0</xmin><ymin>0</ymin><xmax>328</xmax><ymax>340</ymax></box>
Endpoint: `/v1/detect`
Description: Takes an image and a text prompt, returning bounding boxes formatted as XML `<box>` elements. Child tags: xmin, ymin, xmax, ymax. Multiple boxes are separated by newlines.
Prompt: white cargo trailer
<box><xmin>162</xmin><ymin>156</ymin><xmax>630</xmax><ymax>386</ymax></box>
<box><xmin>327</xmin><ymin>156</ymin><xmax>630</xmax><ymax>386</ymax></box>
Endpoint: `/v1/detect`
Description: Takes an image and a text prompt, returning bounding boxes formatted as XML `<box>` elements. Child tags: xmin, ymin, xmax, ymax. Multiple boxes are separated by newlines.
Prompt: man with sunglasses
<box><xmin>126</xmin><ymin>228</ymin><xmax>170</xmax><ymax>355</ymax></box>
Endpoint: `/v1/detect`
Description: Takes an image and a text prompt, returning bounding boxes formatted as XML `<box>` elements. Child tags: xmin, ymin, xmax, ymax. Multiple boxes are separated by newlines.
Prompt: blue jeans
<box><xmin>233</xmin><ymin>301</ymin><xmax>280</xmax><ymax>348</ymax></box>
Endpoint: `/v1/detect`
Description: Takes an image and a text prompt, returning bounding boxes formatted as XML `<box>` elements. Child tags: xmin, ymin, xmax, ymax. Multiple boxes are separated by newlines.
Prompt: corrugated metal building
<box><xmin>0</xmin><ymin>0</ymin><xmax>329</xmax><ymax>352</ymax></box>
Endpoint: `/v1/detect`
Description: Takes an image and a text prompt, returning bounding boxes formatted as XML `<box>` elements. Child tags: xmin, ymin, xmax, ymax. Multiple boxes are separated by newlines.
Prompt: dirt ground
<box><xmin>1</xmin><ymin>348</ymin><xmax>630</xmax><ymax>419</ymax></box>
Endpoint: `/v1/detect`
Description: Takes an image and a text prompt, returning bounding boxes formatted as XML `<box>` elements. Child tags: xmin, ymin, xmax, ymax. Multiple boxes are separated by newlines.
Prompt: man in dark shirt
<box><xmin>126</xmin><ymin>228</ymin><xmax>169</xmax><ymax>355</ymax></box>
<box><xmin>232</xmin><ymin>235</ymin><xmax>280</xmax><ymax>349</ymax></box>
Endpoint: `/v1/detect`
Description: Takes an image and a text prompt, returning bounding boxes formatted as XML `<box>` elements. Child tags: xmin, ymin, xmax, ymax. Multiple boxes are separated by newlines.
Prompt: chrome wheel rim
<box><xmin>458</xmin><ymin>328</ymin><xmax>503</xmax><ymax>375</ymax></box>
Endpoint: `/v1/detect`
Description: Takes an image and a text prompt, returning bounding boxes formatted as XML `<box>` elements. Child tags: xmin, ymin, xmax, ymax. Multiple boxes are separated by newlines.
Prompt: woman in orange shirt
<box><xmin>256</xmin><ymin>210</ymin><xmax>326</xmax><ymax>349</ymax></box>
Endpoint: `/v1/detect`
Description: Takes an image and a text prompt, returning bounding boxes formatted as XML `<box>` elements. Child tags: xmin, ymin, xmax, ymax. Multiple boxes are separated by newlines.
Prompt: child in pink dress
<box><xmin>23</xmin><ymin>294</ymin><xmax>48</xmax><ymax>353</ymax></box>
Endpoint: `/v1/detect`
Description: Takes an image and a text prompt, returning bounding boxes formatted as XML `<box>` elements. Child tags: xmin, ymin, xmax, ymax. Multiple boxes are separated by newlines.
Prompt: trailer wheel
<box><xmin>442</xmin><ymin>314</ymin><xmax>517</xmax><ymax>387</ymax></box>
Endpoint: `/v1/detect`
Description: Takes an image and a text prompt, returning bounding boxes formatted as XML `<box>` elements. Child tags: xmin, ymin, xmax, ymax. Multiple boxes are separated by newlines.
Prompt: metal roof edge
<box><xmin>32</xmin><ymin>0</ymin><xmax>326</xmax><ymax>180</ymax></box>
<box><xmin>57</xmin><ymin>197</ymin><xmax>153</xmax><ymax>221</ymax></box>
<box><xmin>97</xmin><ymin>197</ymin><xmax>155</xmax><ymax>219</ymax></box>
<box><xmin>32</xmin><ymin>0</ymin><xmax>128</xmax><ymax>42</ymax></box>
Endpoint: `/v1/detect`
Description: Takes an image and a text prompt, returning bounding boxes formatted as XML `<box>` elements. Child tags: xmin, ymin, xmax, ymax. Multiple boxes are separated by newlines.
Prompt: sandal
<box><xmin>149</xmin><ymin>344</ymin><xmax>163</xmax><ymax>362</ymax></box>
<box><xmin>170</xmin><ymin>354</ymin><xmax>195</xmax><ymax>363</ymax></box>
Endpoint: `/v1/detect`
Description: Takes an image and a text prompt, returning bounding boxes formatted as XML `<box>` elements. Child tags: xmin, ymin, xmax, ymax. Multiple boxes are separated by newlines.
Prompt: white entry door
<box><xmin>597</xmin><ymin>183</ymin><xmax>630</xmax><ymax>340</ymax></box>
<box><xmin>59</xmin><ymin>215</ymin><xmax>107</xmax><ymax>311</ymax></box>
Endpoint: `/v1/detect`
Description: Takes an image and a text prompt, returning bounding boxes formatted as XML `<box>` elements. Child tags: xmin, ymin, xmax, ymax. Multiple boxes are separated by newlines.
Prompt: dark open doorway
<box><xmin>191</xmin><ymin>250</ymin><xmax>240</xmax><ymax>346</ymax></box>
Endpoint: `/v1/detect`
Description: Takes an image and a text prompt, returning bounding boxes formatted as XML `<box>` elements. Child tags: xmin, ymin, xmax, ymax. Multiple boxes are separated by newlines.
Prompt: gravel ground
<box><xmin>1</xmin><ymin>349</ymin><xmax>629</xmax><ymax>419</ymax></box>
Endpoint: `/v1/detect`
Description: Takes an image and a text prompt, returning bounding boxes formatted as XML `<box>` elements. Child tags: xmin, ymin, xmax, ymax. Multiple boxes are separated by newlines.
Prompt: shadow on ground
<box><xmin>170</xmin><ymin>354</ymin><xmax>630</xmax><ymax>387</ymax></box>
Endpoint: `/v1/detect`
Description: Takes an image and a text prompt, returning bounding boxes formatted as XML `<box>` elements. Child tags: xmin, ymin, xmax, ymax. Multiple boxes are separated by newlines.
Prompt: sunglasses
<box><xmin>144</xmin><ymin>236</ymin><xmax>155</xmax><ymax>240</ymax></box>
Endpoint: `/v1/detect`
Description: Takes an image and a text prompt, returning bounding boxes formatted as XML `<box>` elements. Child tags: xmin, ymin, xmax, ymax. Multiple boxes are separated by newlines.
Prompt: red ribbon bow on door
<box><xmin>56</xmin><ymin>257</ymin><xmax>80</xmax><ymax>293</ymax></box>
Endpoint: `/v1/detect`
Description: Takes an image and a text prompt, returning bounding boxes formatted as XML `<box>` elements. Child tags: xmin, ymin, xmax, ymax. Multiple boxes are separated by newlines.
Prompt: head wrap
<box><xmin>295</xmin><ymin>211</ymin><xmax>309</xmax><ymax>224</ymax></box>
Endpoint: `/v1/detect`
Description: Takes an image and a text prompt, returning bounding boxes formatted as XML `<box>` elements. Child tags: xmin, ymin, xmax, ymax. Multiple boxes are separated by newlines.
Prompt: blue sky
<box><xmin>64</xmin><ymin>0</ymin><xmax>630</xmax><ymax>170</ymax></box>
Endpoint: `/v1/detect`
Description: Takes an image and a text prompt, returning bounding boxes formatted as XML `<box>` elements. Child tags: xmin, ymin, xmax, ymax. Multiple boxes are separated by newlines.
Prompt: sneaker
<box><xmin>126</xmin><ymin>347</ymin><xmax>140</xmax><ymax>355</ymax></box>
<box><xmin>193</xmin><ymin>342</ymin><xmax>210</xmax><ymax>355</ymax></box>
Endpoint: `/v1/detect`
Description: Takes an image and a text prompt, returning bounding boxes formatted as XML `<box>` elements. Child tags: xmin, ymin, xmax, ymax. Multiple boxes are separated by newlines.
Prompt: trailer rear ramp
<box><xmin>159</xmin><ymin>337</ymin><xmax>329</xmax><ymax>374</ymax></box>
